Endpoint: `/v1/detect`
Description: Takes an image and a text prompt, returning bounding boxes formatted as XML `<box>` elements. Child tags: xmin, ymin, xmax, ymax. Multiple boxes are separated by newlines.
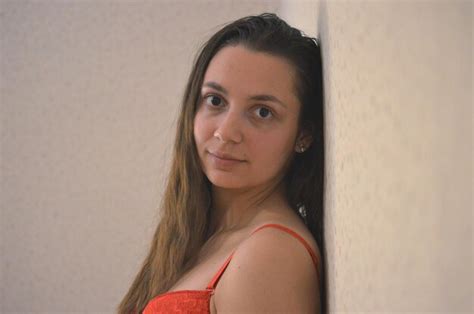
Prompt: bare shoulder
<box><xmin>253</xmin><ymin>208</ymin><xmax>323</xmax><ymax>271</ymax></box>
<box><xmin>214</xmin><ymin>217</ymin><xmax>321</xmax><ymax>313</ymax></box>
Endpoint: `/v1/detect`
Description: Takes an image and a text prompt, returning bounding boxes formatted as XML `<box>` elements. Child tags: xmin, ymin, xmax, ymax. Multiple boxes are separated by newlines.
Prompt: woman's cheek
<box><xmin>193</xmin><ymin>116</ymin><xmax>204</xmax><ymax>150</ymax></box>
<box><xmin>262</xmin><ymin>133</ymin><xmax>293</xmax><ymax>161</ymax></box>
<box><xmin>194</xmin><ymin>115</ymin><xmax>213</xmax><ymax>150</ymax></box>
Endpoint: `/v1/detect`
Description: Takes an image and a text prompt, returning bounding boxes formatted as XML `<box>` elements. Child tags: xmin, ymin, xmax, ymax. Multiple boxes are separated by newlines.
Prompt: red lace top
<box><xmin>142</xmin><ymin>223</ymin><xmax>321</xmax><ymax>314</ymax></box>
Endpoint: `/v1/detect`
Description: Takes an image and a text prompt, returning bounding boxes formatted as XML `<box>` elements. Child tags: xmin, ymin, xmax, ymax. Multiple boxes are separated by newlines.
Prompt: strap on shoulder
<box><xmin>206</xmin><ymin>223</ymin><xmax>321</xmax><ymax>290</ymax></box>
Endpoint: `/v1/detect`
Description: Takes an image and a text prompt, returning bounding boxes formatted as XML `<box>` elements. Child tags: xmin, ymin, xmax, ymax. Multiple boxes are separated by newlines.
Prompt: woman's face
<box><xmin>193</xmin><ymin>44</ymin><xmax>302</xmax><ymax>190</ymax></box>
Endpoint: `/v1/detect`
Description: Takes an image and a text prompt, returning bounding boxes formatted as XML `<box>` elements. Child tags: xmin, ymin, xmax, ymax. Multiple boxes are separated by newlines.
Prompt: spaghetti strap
<box><xmin>205</xmin><ymin>250</ymin><xmax>236</xmax><ymax>289</ymax></box>
<box><xmin>206</xmin><ymin>223</ymin><xmax>320</xmax><ymax>290</ymax></box>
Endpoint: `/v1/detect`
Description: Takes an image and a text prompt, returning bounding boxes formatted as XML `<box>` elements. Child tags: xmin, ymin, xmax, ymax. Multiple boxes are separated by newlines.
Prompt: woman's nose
<box><xmin>214</xmin><ymin>109</ymin><xmax>243</xmax><ymax>144</ymax></box>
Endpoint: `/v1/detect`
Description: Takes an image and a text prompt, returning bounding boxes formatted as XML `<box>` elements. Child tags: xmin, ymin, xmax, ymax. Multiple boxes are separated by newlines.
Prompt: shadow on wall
<box><xmin>315</xmin><ymin>1</ymin><xmax>329</xmax><ymax>313</ymax></box>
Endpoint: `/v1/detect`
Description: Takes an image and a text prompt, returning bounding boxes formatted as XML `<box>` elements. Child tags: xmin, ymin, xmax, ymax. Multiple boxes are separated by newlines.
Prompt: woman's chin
<box><xmin>206</xmin><ymin>174</ymin><xmax>247</xmax><ymax>190</ymax></box>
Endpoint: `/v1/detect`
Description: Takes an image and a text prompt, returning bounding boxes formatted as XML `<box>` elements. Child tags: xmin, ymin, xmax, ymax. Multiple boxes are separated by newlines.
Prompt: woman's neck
<box><xmin>208</xmin><ymin>179</ymin><xmax>287</xmax><ymax>235</ymax></box>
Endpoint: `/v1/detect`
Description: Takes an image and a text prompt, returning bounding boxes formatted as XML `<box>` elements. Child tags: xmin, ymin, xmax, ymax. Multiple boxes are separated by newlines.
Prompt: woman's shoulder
<box><xmin>247</xmin><ymin>206</ymin><xmax>322</xmax><ymax>263</ymax></box>
<box><xmin>213</xmin><ymin>210</ymin><xmax>321</xmax><ymax>312</ymax></box>
<box><xmin>241</xmin><ymin>217</ymin><xmax>321</xmax><ymax>272</ymax></box>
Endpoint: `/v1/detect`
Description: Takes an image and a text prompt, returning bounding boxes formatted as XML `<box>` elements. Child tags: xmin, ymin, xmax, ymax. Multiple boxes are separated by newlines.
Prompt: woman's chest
<box><xmin>167</xmin><ymin>231</ymin><xmax>243</xmax><ymax>292</ymax></box>
<box><xmin>161</xmin><ymin>235</ymin><xmax>242</xmax><ymax>314</ymax></box>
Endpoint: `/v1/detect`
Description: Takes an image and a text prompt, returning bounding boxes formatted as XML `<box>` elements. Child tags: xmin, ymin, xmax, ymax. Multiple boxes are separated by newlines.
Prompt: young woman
<box><xmin>118</xmin><ymin>13</ymin><xmax>325</xmax><ymax>314</ymax></box>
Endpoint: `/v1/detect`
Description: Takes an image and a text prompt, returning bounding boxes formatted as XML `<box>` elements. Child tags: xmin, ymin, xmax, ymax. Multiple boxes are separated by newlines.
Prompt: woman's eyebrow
<box><xmin>202</xmin><ymin>81</ymin><xmax>287</xmax><ymax>109</ymax></box>
<box><xmin>203</xmin><ymin>81</ymin><xmax>228</xmax><ymax>95</ymax></box>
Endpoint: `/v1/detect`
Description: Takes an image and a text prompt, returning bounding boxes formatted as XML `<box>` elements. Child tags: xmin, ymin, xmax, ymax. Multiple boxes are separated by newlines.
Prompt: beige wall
<box><xmin>312</xmin><ymin>0</ymin><xmax>472</xmax><ymax>312</ymax></box>
<box><xmin>1</xmin><ymin>1</ymin><xmax>281</xmax><ymax>312</ymax></box>
<box><xmin>1</xmin><ymin>0</ymin><xmax>472</xmax><ymax>313</ymax></box>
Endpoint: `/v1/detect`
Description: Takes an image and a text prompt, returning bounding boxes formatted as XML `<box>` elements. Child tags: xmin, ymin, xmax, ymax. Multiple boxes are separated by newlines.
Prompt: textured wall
<box><xmin>2</xmin><ymin>0</ymin><xmax>472</xmax><ymax>313</ymax></box>
<box><xmin>316</xmin><ymin>0</ymin><xmax>472</xmax><ymax>312</ymax></box>
<box><xmin>0</xmin><ymin>1</ymin><xmax>281</xmax><ymax>312</ymax></box>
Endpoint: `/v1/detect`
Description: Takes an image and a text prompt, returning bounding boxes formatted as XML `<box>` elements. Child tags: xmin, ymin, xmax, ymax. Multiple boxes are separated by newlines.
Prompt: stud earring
<box><xmin>296</xmin><ymin>143</ymin><xmax>306</xmax><ymax>153</ymax></box>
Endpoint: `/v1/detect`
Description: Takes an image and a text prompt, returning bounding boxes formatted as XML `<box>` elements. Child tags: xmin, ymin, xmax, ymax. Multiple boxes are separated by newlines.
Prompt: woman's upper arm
<box><xmin>214</xmin><ymin>228</ymin><xmax>320</xmax><ymax>313</ymax></box>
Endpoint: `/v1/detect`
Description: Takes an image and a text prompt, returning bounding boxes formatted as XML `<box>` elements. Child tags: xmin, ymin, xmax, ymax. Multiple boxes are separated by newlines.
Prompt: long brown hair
<box><xmin>117</xmin><ymin>12</ymin><xmax>325</xmax><ymax>314</ymax></box>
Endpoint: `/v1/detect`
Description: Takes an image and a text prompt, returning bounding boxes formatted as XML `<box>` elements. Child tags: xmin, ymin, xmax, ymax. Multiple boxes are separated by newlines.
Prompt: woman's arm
<box><xmin>213</xmin><ymin>228</ymin><xmax>321</xmax><ymax>313</ymax></box>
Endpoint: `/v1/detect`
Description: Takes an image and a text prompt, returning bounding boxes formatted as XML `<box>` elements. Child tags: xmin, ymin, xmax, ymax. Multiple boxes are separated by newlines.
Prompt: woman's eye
<box><xmin>204</xmin><ymin>95</ymin><xmax>223</xmax><ymax>107</ymax></box>
<box><xmin>255</xmin><ymin>107</ymin><xmax>273</xmax><ymax>119</ymax></box>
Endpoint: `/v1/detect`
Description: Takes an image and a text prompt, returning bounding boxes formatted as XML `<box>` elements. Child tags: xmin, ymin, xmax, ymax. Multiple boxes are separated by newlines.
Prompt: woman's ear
<box><xmin>295</xmin><ymin>124</ymin><xmax>314</xmax><ymax>153</ymax></box>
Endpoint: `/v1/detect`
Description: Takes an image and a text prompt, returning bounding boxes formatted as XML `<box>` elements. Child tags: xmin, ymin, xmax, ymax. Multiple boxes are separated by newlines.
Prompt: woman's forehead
<box><xmin>202</xmin><ymin>45</ymin><xmax>299</xmax><ymax>105</ymax></box>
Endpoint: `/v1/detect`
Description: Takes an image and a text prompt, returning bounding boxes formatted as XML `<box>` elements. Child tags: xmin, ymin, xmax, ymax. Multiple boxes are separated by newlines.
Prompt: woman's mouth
<box><xmin>208</xmin><ymin>151</ymin><xmax>245</xmax><ymax>169</ymax></box>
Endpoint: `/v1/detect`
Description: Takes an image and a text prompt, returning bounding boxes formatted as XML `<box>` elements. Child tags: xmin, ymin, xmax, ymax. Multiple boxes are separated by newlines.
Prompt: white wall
<box><xmin>1</xmin><ymin>1</ymin><xmax>281</xmax><ymax>312</ymax></box>
<box><xmin>283</xmin><ymin>0</ymin><xmax>472</xmax><ymax>311</ymax></box>
<box><xmin>2</xmin><ymin>0</ymin><xmax>472</xmax><ymax>312</ymax></box>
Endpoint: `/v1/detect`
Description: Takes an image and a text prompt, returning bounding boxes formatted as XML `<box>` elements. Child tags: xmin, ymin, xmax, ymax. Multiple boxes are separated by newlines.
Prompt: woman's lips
<box><xmin>208</xmin><ymin>151</ymin><xmax>245</xmax><ymax>169</ymax></box>
<box><xmin>209</xmin><ymin>151</ymin><xmax>244</xmax><ymax>161</ymax></box>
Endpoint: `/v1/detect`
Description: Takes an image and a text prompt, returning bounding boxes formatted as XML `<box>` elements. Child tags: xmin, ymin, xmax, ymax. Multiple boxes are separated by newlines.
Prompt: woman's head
<box><xmin>180</xmin><ymin>13</ymin><xmax>323</xmax><ymax>213</ymax></box>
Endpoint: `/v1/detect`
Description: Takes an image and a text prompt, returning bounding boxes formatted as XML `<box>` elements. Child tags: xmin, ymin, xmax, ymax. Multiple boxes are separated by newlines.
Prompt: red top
<box><xmin>142</xmin><ymin>223</ymin><xmax>321</xmax><ymax>314</ymax></box>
